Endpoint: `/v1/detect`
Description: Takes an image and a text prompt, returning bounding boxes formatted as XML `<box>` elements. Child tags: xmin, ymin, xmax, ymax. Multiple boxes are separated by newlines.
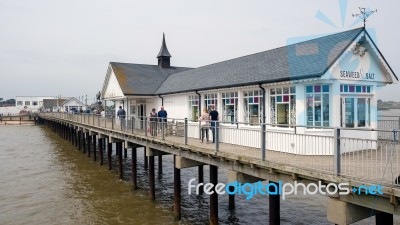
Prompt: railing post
<box><xmin>184</xmin><ymin>118</ymin><xmax>188</xmax><ymax>145</ymax></box>
<box><xmin>261</xmin><ymin>123</ymin><xmax>266</xmax><ymax>161</ymax></box>
<box><xmin>162</xmin><ymin>119</ymin><xmax>165</xmax><ymax>140</ymax></box>
<box><xmin>112</xmin><ymin>116</ymin><xmax>114</xmax><ymax>130</ymax></box>
<box><xmin>215</xmin><ymin>121</ymin><xmax>219</xmax><ymax>151</ymax></box>
<box><xmin>131</xmin><ymin>117</ymin><xmax>134</xmax><ymax>133</ymax></box>
<box><xmin>145</xmin><ymin>116</ymin><xmax>148</xmax><ymax>137</ymax></box>
<box><xmin>333</xmin><ymin>127</ymin><xmax>341</xmax><ymax>176</ymax></box>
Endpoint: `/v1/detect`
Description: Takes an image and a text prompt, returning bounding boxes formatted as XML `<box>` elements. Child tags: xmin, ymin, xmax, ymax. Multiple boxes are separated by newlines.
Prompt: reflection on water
<box><xmin>0</xmin><ymin>125</ymin><xmax>399</xmax><ymax>225</ymax></box>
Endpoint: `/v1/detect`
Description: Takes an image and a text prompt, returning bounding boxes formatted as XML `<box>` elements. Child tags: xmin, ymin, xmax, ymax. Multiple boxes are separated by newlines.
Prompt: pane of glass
<box><xmin>249</xmin><ymin>104</ymin><xmax>259</xmax><ymax>125</ymax></box>
<box><xmin>315</xmin><ymin>94</ymin><xmax>321</xmax><ymax>101</ymax></box>
<box><xmin>249</xmin><ymin>97</ymin><xmax>253</xmax><ymax>104</ymax></box>
<box><xmin>283</xmin><ymin>87</ymin><xmax>289</xmax><ymax>94</ymax></box>
<box><xmin>283</xmin><ymin>95</ymin><xmax>289</xmax><ymax>102</ymax></box>
<box><xmin>249</xmin><ymin>91</ymin><xmax>254</xmax><ymax>96</ymax></box>
<box><xmin>306</xmin><ymin>86</ymin><xmax>313</xmax><ymax>93</ymax></box>
<box><xmin>314</xmin><ymin>85</ymin><xmax>321</xmax><ymax>93</ymax></box>
<box><xmin>322</xmin><ymin>85</ymin><xmax>329</xmax><ymax>92</ymax></box>
<box><xmin>340</xmin><ymin>85</ymin><xmax>343</xmax><ymax>92</ymax></box>
<box><xmin>225</xmin><ymin>105</ymin><xmax>235</xmax><ymax>123</ymax></box>
<box><xmin>349</xmin><ymin>85</ymin><xmax>355</xmax><ymax>92</ymax></box>
<box><xmin>235</xmin><ymin>92</ymin><xmax>238</xmax><ymax>97</ymax></box>
<box><xmin>290</xmin><ymin>86</ymin><xmax>296</xmax><ymax>93</ymax></box>
<box><xmin>314</xmin><ymin>102</ymin><xmax>321</xmax><ymax>122</ymax></box>
<box><xmin>345</xmin><ymin>98</ymin><xmax>354</xmax><ymax>127</ymax></box>
<box><xmin>322</xmin><ymin>94</ymin><xmax>329</xmax><ymax>123</ymax></box>
<box><xmin>254</xmin><ymin>97</ymin><xmax>259</xmax><ymax>103</ymax></box>
<box><xmin>367</xmin><ymin>86</ymin><xmax>371</xmax><ymax>93</ymax></box>
<box><xmin>356</xmin><ymin>86</ymin><xmax>361</xmax><ymax>93</ymax></box>
<box><xmin>192</xmin><ymin>106</ymin><xmax>198</xmax><ymax>122</ymax></box>
<box><xmin>222</xmin><ymin>93</ymin><xmax>225</xmax><ymax>98</ymax></box>
<box><xmin>277</xmin><ymin>104</ymin><xmax>289</xmax><ymax>125</ymax></box>
<box><xmin>307</xmin><ymin>94</ymin><xmax>313</xmax><ymax>124</ymax></box>
<box><xmin>277</xmin><ymin>88</ymin><xmax>282</xmax><ymax>94</ymax></box>
<box><xmin>357</xmin><ymin>98</ymin><xmax>366</xmax><ymax>127</ymax></box>
<box><xmin>230</xmin><ymin>99</ymin><xmax>234</xmax><ymax>104</ymax></box>
<box><xmin>362</xmin><ymin>86</ymin><xmax>366</xmax><ymax>93</ymax></box>
<box><xmin>277</xmin><ymin>96</ymin><xmax>282</xmax><ymax>102</ymax></box>
<box><xmin>344</xmin><ymin>85</ymin><xmax>348</xmax><ymax>92</ymax></box>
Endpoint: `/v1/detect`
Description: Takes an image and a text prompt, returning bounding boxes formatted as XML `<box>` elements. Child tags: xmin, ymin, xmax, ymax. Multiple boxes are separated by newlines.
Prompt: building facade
<box><xmin>101</xmin><ymin>28</ymin><xmax>398</xmax><ymax>154</ymax></box>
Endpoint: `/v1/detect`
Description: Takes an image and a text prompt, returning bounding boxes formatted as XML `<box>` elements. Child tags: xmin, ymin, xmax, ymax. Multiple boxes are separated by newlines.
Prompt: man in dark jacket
<box><xmin>209</xmin><ymin>105</ymin><xmax>219</xmax><ymax>143</ymax></box>
<box><xmin>157</xmin><ymin>106</ymin><xmax>168</xmax><ymax>135</ymax></box>
<box><xmin>117</xmin><ymin>106</ymin><xmax>126</xmax><ymax>130</ymax></box>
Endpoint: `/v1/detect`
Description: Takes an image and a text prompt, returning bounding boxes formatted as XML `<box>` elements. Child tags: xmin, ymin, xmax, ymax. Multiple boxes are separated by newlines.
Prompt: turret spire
<box><xmin>157</xmin><ymin>33</ymin><xmax>171</xmax><ymax>68</ymax></box>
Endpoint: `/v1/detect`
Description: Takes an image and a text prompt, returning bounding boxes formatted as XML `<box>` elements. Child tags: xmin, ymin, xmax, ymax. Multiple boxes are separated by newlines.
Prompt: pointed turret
<box><xmin>157</xmin><ymin>33</ymin><xmax>171</xmax><ymax>68</ymax></box>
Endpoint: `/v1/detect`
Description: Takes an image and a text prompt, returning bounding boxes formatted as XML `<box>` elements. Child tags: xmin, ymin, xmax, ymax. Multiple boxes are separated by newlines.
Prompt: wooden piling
<box><xmin>132</xmin><ymin>146</ymin><xmax>137</xmax><ymax>190</ymax></box>
<box><xmin>269</xmin><ymin>182</ymin><xmax>280</xmax><ymax>225</ymax></box>
<box><xmin>149</xmin><ymin>154</ymin><xmax>155</xmax><ymax>200</ymax></box>
<box><xmin>209</xmin><ymin>165</ymin><xmax>218</xmax><ymax>225</ymax></box>
<box><xmin>198</xmin><ymin>165</ymin><xmax>204</xmax><ymax>194</ymax></box>
<box><xmin>144</xmin><ymin>148</ymin><xmax>148</xmax><ymax>170</ymax></box>
<box><xmin>117</xmin><ymin>142</ymin><xmax>123</xmax><ymax>180</ymax></box>
<box><xmin>99</xmin><ymin>138</ymin><xmax>104</xmax><ymax>166</ymax></box>
<box><xmin>107</xmin><ymin>141</ymin><xmax>112</xmax><ymax>170</ymax></box>
<box><xmin>93</xmin><ymin>135</ymin><xmax>97</xmax><ymax>161</ymax></box>
<box><xmin>158</xmin><ymin>155</ymin><xmax>163</xmax><ymax>175</ymax></box>
<box><xmin>174</xmin><ymin>156</ymin><xmax>181</xmax><ymax>220</ymax></box>
<box><xmin>87</xmin><ymin>134</ymin><xmax>91</xmax><ymax>158</ymax></box>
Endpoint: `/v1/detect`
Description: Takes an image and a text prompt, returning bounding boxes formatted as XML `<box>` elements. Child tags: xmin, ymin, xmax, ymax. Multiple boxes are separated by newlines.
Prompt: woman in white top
<box><xmin>198</xmin><ymin>108</ymin><xmax>210</xmax><ymax>143</ymax></box>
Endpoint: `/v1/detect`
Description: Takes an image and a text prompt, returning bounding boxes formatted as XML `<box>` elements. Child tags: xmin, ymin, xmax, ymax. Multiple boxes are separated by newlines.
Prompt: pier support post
<box><xmin>124</xmin><ymin>146</ymin><xmax>127</xmax><ymax>159</ymax></box>
<box><xmin>228</xmin><ymin>186</ymin><xmax>235</xmax><ymax>211</ymax></box>
<box><xmin>144</xmin><ymin>148</ymin><xmax>148</xmax><ymax>170</ymax></box>
<box><xmin>158</xmin><ymin>155</ymin><xmax>163</xmax><ymax>175</ymax></box>
<box><xmin>78</xmin><ymin>130</ymin><xmax>82</xmax><ymax>150</ymax></box>
<box><xmin>99</xmin><ymin>138</ymin><xmax>104</xmax><ymax>166</ymax></box>
<box><xmin>75</xmin><ymin>129</ymin><xmax>79</xmax><ymax>148</ymax></box>
<box><xmin>117</xmin><ymin>142</ymin><xmax>123</xmax><ymax>180</ymax></box>
<box><xmin>209</xmin><ymin>165</ymin><xmax>218</xmax><ymax>225</ymax></box>
<box><xmin>148</xmin><ymin>148</ymin><xmax>155</xmax><ymax>200</ymax></box>
<box><xmin>269</xmin><ymin>182</ymin><xmax>280</xmax><ymax>225</ymax></box>
<box><xmin>107</xmin><ymin>141</ymin><xmax>112</xmax><ymax>170</ymax></box>
<box><xmin>174</xmin><ymin>156</ymin><xmax>181</xmax><ymax>220</ymax></box>
<box><xmin>132</xmin><ymin>145</ymin><xmax>137</xmax><ymax>190</ymax></box>
<box><xmin>93</xmin><ymin>135</ymin><xmax>97</xmax><ymax>161</ymax></box>
<box><xmin>198</xmin><ymin>165</ymin><xmax>204</xmax><ymax>194</ymax></box>
<box><xmin>87</xmin><ymin>134</ymin><xmax>91</xmax><ymax>158</ymax></box>
<box><xmin>71</xmin><ymin>128</ymin><xmax>75</xmax><ymax>146</ymax></box>
<box><xmin>376</xmin><ymin>212</ymin><xmax>393</xmax><ymax>225</ymax></box>
<box><xmin>82</xmin><ymin>132</ymin><xmax>87</xmax><ymax>154</ymax></box>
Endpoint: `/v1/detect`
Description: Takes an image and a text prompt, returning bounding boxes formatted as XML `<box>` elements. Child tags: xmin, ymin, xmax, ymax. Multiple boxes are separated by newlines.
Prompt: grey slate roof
<box><xmin>110</xmin><ymin>62</ymin><xmax>192</xmax><ymax>95</ymax></box>
<box><xmin>155</xmin><ymin>28</ymin><xmax>365</xmax><ymax>95</ymax></box>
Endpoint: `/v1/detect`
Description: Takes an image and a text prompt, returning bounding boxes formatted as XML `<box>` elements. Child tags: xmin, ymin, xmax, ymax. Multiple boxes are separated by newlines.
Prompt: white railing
<box><xmin>40</xmin><ymin>112</ymin><xmax>400</xmax><ymax>186</ymax></box>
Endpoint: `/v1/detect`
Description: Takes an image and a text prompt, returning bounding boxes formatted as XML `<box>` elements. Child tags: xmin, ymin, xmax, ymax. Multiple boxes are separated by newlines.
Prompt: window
<box><xmin>188</xmin><ymin>95</ymin><xmax>199</xmax><ymax>122</ymax></box>
<box><xmin>243</xmin><ymin>90</ymin><xmax>263</xmax><ymax>125</ymax></box>
<box><xmin>17</xmin><ymin>101</ymin><xmax>23</xmax><ymax>106</ymax></box>
<box><xmin>32</xmin><ymin>101</ymin><xmax>38</xmax><ymax>106</ymax></box>
<box><xmin>25</xmin><ymin>101</ymin><xmax>30</xmax><ymax>106</ymax></box>
<box><xmin>340</xmin><ymin>84</ymin><xmax>371</xmax><ymax>93</ymax></box>
<box><xmin>204</xmin><ymin>93</ymin><xmax>218</xmax><ymax>112</ymax></box>
<box><xmin>270</xmin><ymin>87</ymin><xmax>296</xmax><ymax>125</ymax></box>
<box><xmin>341</xmin><ymin>97</ymin><xmax>370</xmax><ymax>128</ymax></box>
<box><xmin>222</xmin><ymin>92</ymin><xmax>238</xmax><ymax>123</ymax></box>
<box><xmin>306</xmin><ymin>85</ymin><xmax>330</xmax><ymax>127</ymax></box>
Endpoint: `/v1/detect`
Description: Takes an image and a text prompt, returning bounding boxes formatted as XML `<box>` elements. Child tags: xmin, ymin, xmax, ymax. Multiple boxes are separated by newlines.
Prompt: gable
<box><xmin>323</xmin><ymin>31</ymin><xmax>397</xmax><ymax>84</ymax></box>
<box><xmin>102</xmin><ymin>66</ymin><xmax>125</xmax><ymax>99</ymax></box>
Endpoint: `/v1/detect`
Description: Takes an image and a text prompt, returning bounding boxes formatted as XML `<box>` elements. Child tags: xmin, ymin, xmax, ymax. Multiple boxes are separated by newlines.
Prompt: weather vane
<box><xmin>352</xmin><ymin>7</ymin><xmax>377</xmax><ymax>28</ymax></box>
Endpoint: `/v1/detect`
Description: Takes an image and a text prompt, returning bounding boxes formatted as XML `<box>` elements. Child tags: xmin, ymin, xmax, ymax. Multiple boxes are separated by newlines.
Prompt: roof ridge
<box><xmin>166</xmin><ymin>27</ymin><xmax>364</xmax><ymax>73</ymax></box>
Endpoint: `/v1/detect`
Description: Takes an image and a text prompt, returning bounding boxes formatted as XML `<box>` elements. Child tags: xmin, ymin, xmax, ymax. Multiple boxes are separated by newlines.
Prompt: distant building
<box><xmin>42</xmin><ymin>97</ymin><xmax>86</xmax><ymax>112</ymax></box>
<box><xmin>15</xmin><ymin>96</ymin><xmax>54</xmax><ymax>112</ymax></box>
<box><xmin>42</xmin><ymin>98</ymin><xmax>68</xmax><ymax>112</ymax></box>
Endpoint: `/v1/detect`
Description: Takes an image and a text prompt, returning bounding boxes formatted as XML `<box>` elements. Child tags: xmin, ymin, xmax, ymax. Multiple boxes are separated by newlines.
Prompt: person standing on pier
<box><xmin>117</xmin><ymin>106</ymin><xmax>126</xmax><ymax>130</ymax></box>
<box><xmin>157</xmin><ymin>106</ymin><xmax>167</xmax><ymax>136</ymax></box>
<box><xmin>209</xmin><ymin>105</ymin><xmax>219</xmax><ymax>143</ymax></box>
<box><xmin>149</xmin><ymin>108</ymin><xmax>158</xmax><ymax>136</ymax></box>
<box><xmin>198</xmin><ymin>108</ymin><xmax>210</xmax><ymax>143</ymax></box>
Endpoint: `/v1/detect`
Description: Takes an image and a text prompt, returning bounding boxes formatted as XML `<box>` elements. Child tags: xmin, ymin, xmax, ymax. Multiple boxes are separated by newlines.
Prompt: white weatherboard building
<box><xmin>15</xmin><ymin>96</ymin><xmax>55</xmax><ymax>112</ymax></box>
<box><xmin>100</xmin><ymin>28</ymin><xmax>398</xmax><ymax>155</ymax></box>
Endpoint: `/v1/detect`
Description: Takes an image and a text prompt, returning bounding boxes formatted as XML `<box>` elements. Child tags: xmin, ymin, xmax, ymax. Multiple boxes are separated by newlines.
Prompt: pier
<box><xmin>39</xmin><ymin>112</ymin><xmax>400</xmax><ymax>225</ymax></box>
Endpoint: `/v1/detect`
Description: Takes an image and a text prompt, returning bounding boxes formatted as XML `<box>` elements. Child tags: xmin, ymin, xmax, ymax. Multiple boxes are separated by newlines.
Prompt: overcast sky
<box><xmin>0</xmin><ymin>0</ymin><xmax>399</xmax><ymax>102</ymax></box>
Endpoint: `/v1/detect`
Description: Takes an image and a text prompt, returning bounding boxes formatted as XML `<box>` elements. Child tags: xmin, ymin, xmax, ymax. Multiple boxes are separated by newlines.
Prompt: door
<box><xmin>277</xmin><ymin>103</ymin><xmax>289</xmax><ymax>125</ymax></box>
<box><xmin>138</xmin><ymin>103</ymin><xmax>146</xmax><ymax>129</ymax></box>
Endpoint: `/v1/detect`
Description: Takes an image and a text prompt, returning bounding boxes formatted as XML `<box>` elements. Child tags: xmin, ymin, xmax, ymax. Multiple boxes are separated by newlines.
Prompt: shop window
<box><xmin>25</xmin><ymin>101</ymin><xmax>30</xmax><ymax>106</ymax></box>
<box><xmin>188</xmin><ymin>95</ymin><xmax>199</xmax><ymax>122</ymax></box>
<box><xmin>306</xmin><ymin>85</ymin><xmax>330</xmax><ymax>127</ymax></box>
<box><xmin>270</xmin><ymin>87</ymin><xmax>296</xmax><ymax>126</ymax></box>
<box><xmin>221</xmin><ymin>92</ymin><xmax>238</xmax><ymax>123</ymax></box>
<box><xmin>17</xmin><ymin>101</ymin><xmax>23</xmax><ymax>106</ymax></box>
<box><xmin>243</xmin><ymin>90</ymin><xmax>263</xmax><ymax>125</ymax></box>
<box><xmin>204</xmin><ymin>93</ymin><xmax>217</xmax><ymax>112</ymax></box>
<box><xmin>341</xmin><ymin>97</ymin><xmax>370</xmax><ymax>128</ymax></box>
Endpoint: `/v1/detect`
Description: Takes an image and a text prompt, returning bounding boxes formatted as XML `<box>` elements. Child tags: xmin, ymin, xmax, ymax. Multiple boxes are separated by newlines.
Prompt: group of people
<box><xmin>198</xmin><ymin>106</ymin><xmax>219</xmax><ymax>143</ymax></box>
<box><xmin>149</xmin><ymin>106</ymin><xmax>167</xmax><ymax>136</ymax></box>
